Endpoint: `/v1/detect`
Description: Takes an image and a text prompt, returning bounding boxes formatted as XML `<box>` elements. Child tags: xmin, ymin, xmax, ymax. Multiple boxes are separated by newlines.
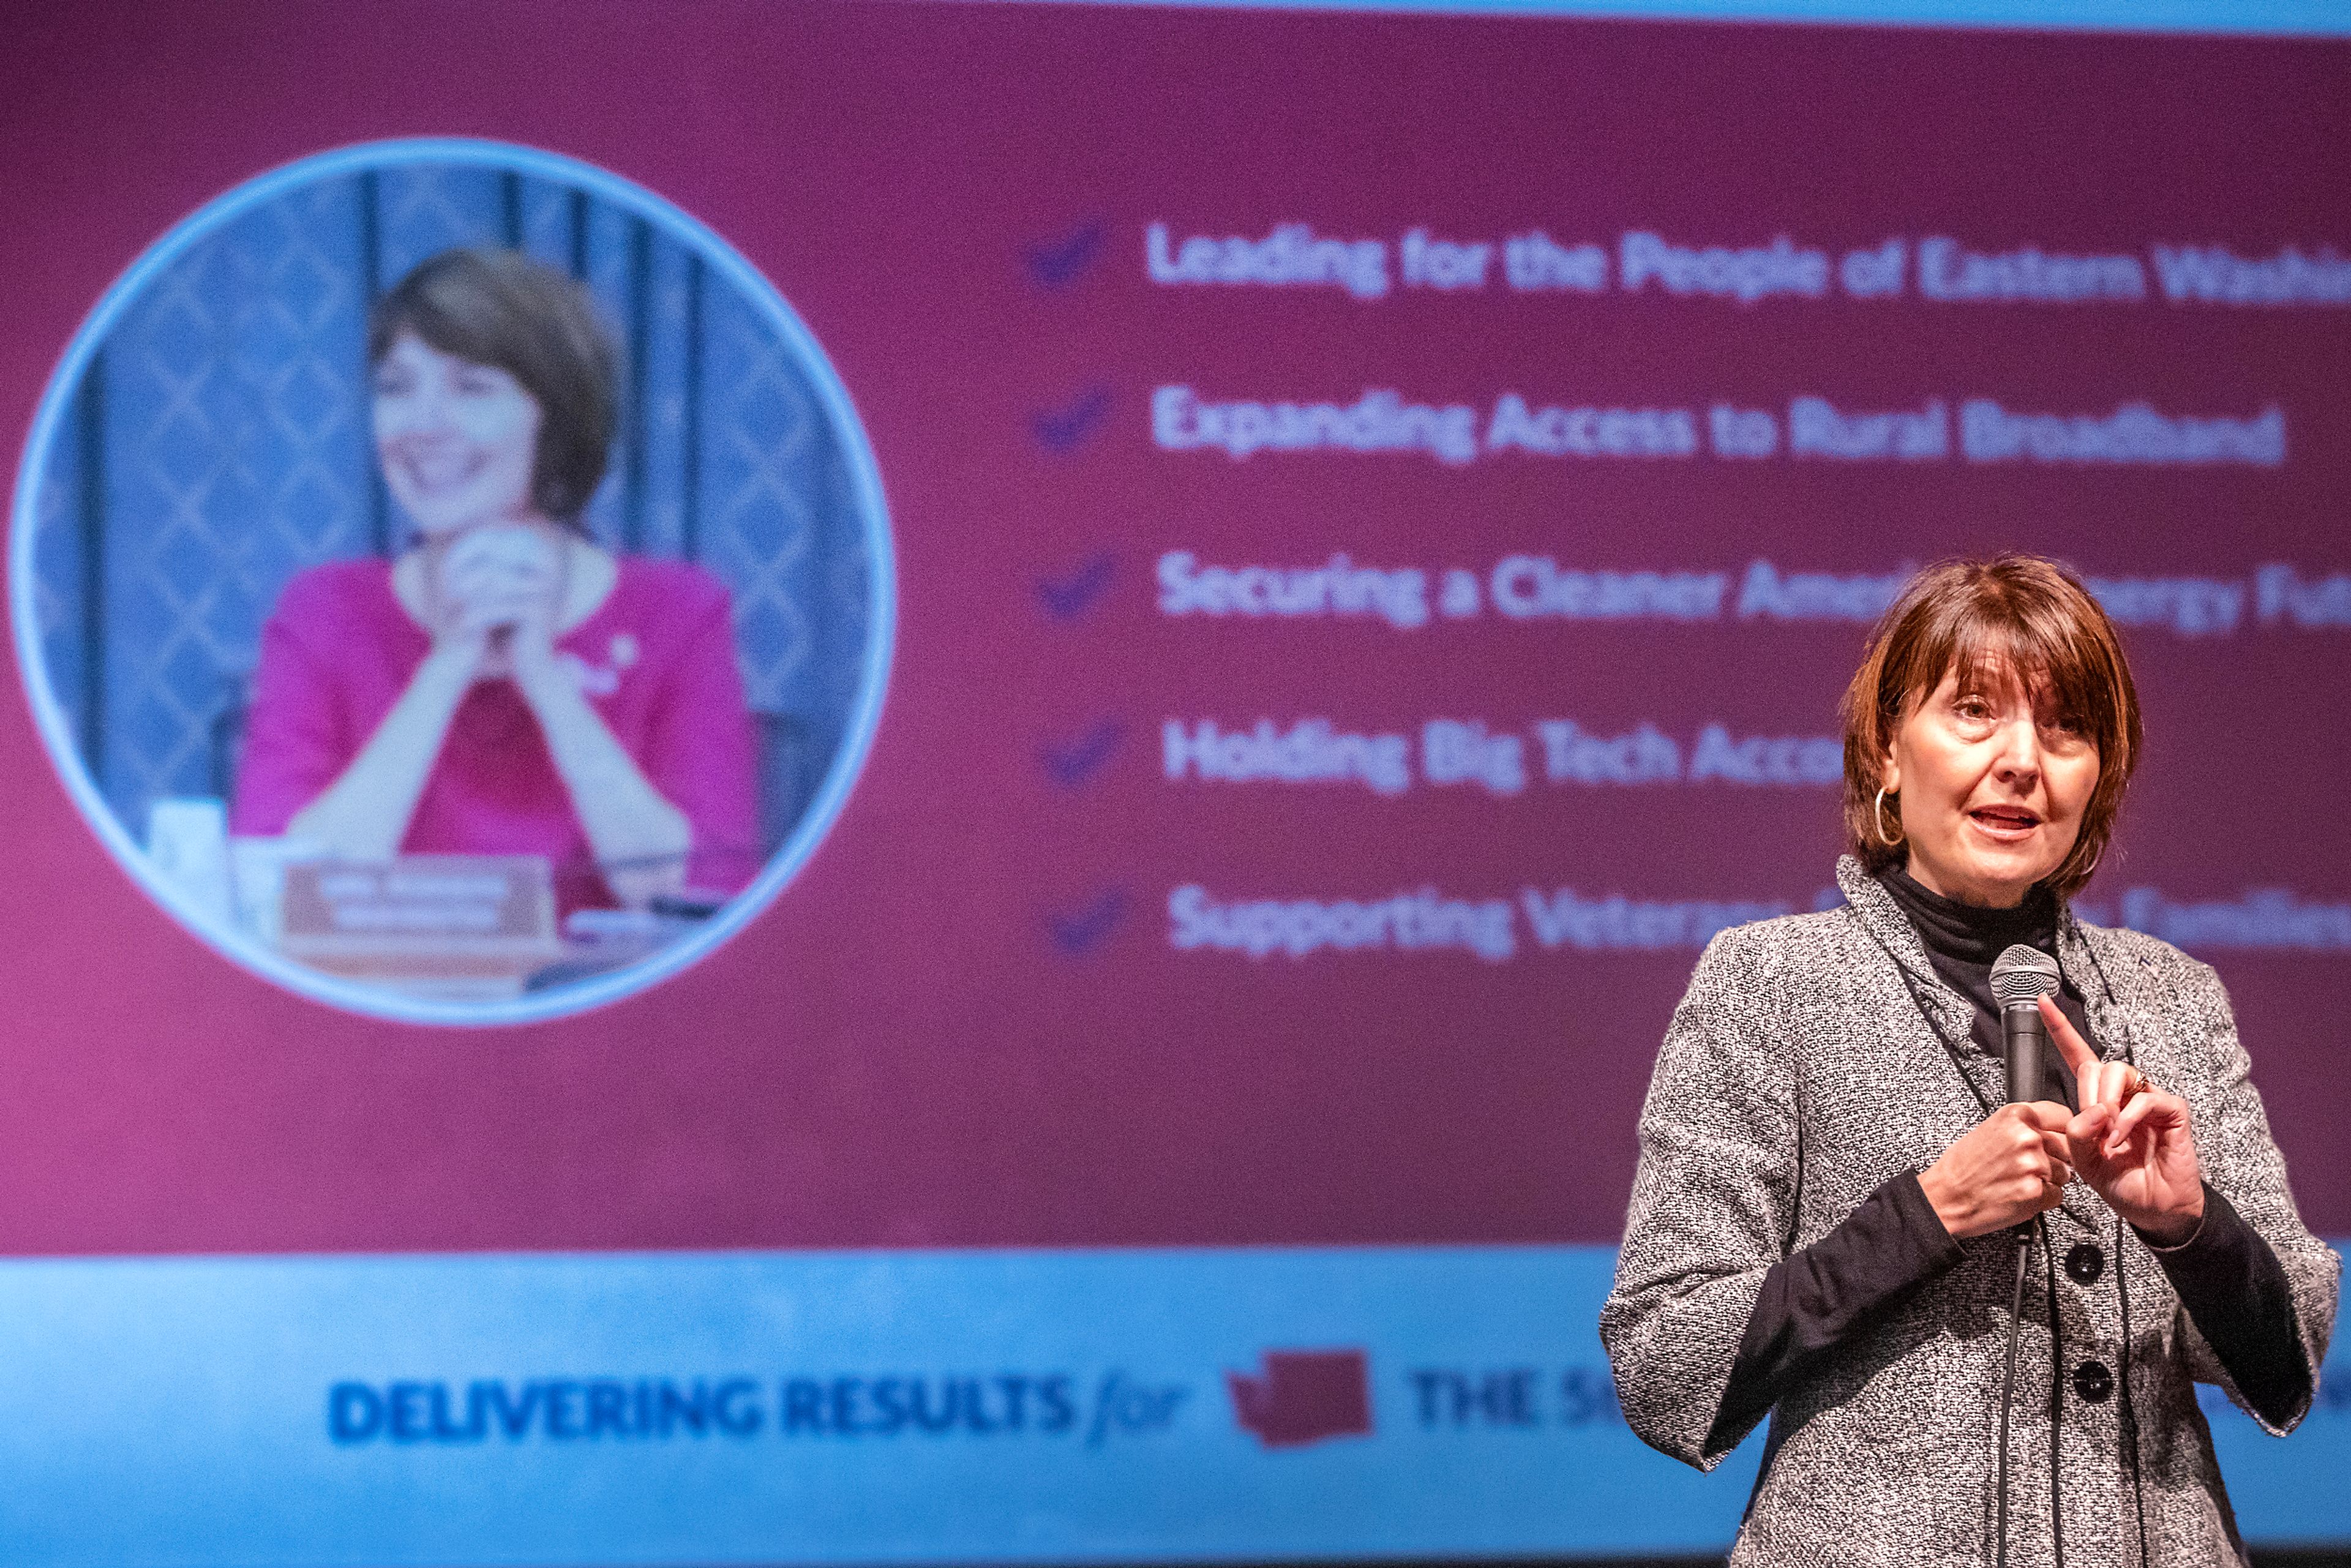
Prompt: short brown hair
<box><xmin>1840</xmin><ymin>555</ymin><xmax>2140</xmax><ymax>898</ymax></box>
<box><xmin>368</xmin><ymin>248</ymin><xmax>618</xmax><ymax>522</ymax></box>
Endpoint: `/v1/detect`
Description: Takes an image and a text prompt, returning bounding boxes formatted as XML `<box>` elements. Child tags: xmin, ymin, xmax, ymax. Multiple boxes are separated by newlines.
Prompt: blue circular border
<box><xmin>8</xmin><ymin>137</ymin><xmax>897</xmax><ymax>1027</ymax></box>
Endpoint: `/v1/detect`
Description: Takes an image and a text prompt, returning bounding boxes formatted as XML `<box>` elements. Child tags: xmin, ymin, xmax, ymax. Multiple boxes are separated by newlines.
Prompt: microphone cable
<box><xmin>1997</xmin><ymin>1221</ymin><xmax>2031</xmax><ymax>1568</ymax></box>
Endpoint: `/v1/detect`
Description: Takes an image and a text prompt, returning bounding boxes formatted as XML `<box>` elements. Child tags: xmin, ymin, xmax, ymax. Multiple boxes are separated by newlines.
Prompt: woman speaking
<box><xmin>1601</xmin><ymin>557</ymin><xmax>2337</xmax><ymax>1566</ymax></box>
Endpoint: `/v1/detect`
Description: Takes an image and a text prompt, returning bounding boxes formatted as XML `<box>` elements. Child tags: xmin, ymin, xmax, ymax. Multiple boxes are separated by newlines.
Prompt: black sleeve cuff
<box><xmin>1706</xmin><ymin>1170</ymin><xmax>1966</xmax><ymax>1452</ymax></box>
<box><xmin>1882</xmin><ymin>1168</ymin><xmax>1970</xmax><ymax>1278</ymax></box>
<box><xmin>2134</xmin><ymin>1182</ymin><xmax>2312</xmax><ymax>1429</ymax></box>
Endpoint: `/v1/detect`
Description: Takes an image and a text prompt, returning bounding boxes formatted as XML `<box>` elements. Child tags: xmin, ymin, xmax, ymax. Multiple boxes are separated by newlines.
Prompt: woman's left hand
<box><xmin>2042</xmin><ymin>995</ymin><xmax>2205</xmax><ymax>1244</ymax></box>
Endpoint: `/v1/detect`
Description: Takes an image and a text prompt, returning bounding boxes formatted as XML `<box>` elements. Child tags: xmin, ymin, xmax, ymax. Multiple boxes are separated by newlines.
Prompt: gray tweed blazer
<box><xmin>1600</xmin><ymin>857</ymin><xmax>2339</xmax><ymax>1568</ymax></box>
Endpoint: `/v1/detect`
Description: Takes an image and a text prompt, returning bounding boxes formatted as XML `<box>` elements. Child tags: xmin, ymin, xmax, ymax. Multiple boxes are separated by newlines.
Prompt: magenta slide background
<box><xmin>0</xmin><ymin>0</ymin><xmax>2345</xmax><ymax>1264</ymax></box>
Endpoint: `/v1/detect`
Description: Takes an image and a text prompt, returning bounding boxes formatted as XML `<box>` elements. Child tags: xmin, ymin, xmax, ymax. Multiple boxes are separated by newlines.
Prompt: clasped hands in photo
<box><xmin>425</xmin><ymin>524</ymin><xmax>569</xmax><ymax>690</ymax></box>
<box><xmin>1917</xmin><ymin>995</ymin><xmax>2206</xmax><ymax>1246</ymax></box>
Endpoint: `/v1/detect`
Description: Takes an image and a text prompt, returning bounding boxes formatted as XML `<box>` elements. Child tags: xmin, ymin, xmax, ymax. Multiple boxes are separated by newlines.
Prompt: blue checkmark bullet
<box><xmin>1036</xmin><ymin>552</ymin><xmax>1116</xmax><ymax>621</ymax></box>
<box><xmin>1032</xmin><ymin>385</ymin><xmax>1112</xmax><ymax>454</ymax></box>
<box><xmin>1040</xmin><ymin>719</ymin><xmax>1124</xmax><ymax>787</ymax></box>
<box><xmin>1048</xmin><ymin>889</ymin><xmax>1129</xmax><ymax>956</ymax></box>
<box><xmin>1026</xmin><ymin>219</ymin><xmax>1108</xmax><ymax>290</ymax></box>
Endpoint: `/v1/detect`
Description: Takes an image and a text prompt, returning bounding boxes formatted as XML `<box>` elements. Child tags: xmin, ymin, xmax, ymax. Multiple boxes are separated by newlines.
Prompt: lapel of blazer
<box><xmin>2055</xmin><ymin>910</ymin><xmax>2130</xmax><ymax>1068</ymax></box>
<box><xmin>1833</xmin><ymin>856</ymin><xmax>2000</xmax><ymax>1136</ymax></box>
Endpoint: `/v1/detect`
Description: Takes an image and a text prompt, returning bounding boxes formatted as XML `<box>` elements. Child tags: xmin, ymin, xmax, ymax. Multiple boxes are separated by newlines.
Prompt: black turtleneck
<box><xmin>1703</xmin><ymin>871</ymin><xmax>2313</xmax><ymax>1454</ymax></box>
<box><xmin>1877</xmin><ymin>866</ymin><xmax>2085</xmax><ymax>1108</ymax></box>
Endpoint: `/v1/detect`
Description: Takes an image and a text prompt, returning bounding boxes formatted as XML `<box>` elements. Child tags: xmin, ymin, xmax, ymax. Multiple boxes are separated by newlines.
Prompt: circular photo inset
<box><xmin>12</xmin><ymin>138</ymin><xmax>894</xmax><ymax>1024</ymax></box>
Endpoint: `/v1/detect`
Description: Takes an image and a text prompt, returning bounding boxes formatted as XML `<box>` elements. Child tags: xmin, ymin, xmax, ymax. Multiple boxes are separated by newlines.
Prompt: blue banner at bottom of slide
<box><xmin>0</xmin><ymin>1245</ymin><xmax>2341</xmax><ymax>1565</ymax></box>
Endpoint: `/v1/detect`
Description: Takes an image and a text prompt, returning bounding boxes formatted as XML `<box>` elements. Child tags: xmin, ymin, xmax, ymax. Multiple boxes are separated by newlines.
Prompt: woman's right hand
<box><xmin>1917</xmin><ymin>1103</ymin><xmax>2076</xmax><ymax>1239</ymax></box>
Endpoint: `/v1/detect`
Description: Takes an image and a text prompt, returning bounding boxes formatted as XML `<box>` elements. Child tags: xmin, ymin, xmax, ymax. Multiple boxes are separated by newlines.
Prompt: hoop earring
<box><xmin>1873</xmin><ymin>786</ymin><xmax>1904</xmax><ymax>847</ymax></box>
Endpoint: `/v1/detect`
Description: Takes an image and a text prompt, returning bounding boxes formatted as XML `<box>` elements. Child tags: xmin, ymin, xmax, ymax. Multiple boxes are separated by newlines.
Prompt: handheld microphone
<box><xmin>1990</xmin><ymin>944</ymin><xmax>2061</xmax><ymax>1105</ymax></box>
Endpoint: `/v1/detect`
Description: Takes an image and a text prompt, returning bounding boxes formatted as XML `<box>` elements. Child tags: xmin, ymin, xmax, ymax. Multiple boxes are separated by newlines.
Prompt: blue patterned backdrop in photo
<box><xmin>34</xmin><ymin>162</ymin><xmax>876</xmax><ymax>861</ymax></box>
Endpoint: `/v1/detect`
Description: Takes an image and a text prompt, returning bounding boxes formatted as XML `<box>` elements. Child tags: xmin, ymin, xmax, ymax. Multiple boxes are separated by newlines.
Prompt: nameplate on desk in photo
<box><xmin>277</xmin><ymin>856</ymin><xmax>562</xmax><ymax>994</ymax></box>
